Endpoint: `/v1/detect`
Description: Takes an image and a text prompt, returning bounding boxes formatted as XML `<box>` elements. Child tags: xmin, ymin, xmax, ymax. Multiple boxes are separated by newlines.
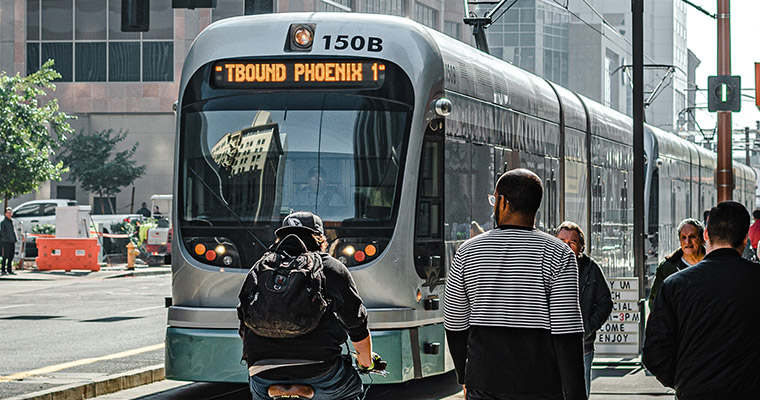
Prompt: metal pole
<box><xmin>717</xmin><ymin>0</ymin><xmax>732</xmax><ymax>201</ymax></box>
<box><xmin>746</xmin><ymin>127</ymin><xmax>750</xmax><ymax>166</ymax></box>
<box><xmin>632</xmin><ymin>0</ymin><xmax>646</xmax><ymax>354</ymax></box>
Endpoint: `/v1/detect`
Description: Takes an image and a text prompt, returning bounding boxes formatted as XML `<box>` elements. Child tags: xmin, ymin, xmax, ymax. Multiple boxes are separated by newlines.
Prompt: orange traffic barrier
<box><xmin>36</xmin><ymin>237</ymin><xmax>101</xmax><ymax>272</ymax></box>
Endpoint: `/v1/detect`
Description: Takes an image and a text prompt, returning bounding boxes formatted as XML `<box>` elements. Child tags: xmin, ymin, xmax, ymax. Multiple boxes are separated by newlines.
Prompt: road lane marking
<box><xmin>0</xmin><ymin>304</ymin><xmax>29</xmax><ymax>310</ymax></box>
<box><xmin>120</xmin><ymin>305</ymin><xmax>164</xmax><ymax>314</ymax></box>
<box><xmin>0</xmin><ymin>343</ymin><xmax>164</xmax><ymax>382</ymax></box>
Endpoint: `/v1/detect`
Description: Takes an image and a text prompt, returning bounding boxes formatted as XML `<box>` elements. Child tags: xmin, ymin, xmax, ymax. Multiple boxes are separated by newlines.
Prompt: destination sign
<box><xmin>211</xmin><ymin>60</ymin><xmax>386</xmax><ymax>89</ymax></box>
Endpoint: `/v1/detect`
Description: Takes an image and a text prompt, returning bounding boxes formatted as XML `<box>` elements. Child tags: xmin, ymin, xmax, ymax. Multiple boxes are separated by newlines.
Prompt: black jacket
<box><xmin>238</xmin><ymin>252</ymin><xmax>369</xmax><ymax>380</ymax></box>
<box><xmin>642</xmin><ymin>248</ymin><xmax>760</xmax><ymax>399</ymax></box>
<box><xmin>649</xmin><ymin>248</ymin><xmax>700</xmax><ymax>307</ymax></box>
<box><xmin>0</xmin><ymin>217</ymin><xmax>16</xmax><ymax>243</ymax></box>
<box><xmin>578</xmin><ymin>254</ymin><xmax>613</xmax><ymax>354</ymax></box>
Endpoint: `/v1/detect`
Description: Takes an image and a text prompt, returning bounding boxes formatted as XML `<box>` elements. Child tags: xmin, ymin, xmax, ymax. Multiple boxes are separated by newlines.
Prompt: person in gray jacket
<box><xmin>557</xmin><ymin>221</ymin><xmax>613</xmax><ymax>397</ymax></box>
<box><xmin>1</xmin><ymin>207</ymin><xmax>17</xmax><ymax>275</ymax></box>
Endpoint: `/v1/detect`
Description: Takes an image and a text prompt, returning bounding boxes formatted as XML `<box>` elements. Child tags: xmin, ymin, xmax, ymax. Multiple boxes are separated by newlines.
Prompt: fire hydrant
<box><xmin>126</xmin><ymin>242</ymin><xmax>140</xmax><ymax>270</ymax></box>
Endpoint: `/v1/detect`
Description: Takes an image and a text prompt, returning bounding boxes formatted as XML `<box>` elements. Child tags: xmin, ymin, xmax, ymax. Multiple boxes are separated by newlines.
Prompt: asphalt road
<box><xmin>93</xmin><ymin>371</ymin><xmax>466</xmax><ymax>400</ymax></box>
<box><xmin>0</xmin><ymin>273</ymin><xmax>170</xmax><ymax>399</ymax></box>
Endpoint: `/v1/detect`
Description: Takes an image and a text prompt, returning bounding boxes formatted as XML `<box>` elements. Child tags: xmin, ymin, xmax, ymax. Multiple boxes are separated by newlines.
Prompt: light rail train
<box><xmin>165</xmin><ymin>13</ymin><xmax>755</xmax><ymax>384</ymax></box>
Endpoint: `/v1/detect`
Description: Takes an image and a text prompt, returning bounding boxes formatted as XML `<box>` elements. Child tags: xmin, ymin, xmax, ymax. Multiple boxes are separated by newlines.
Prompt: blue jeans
<box><xmin>249</xmin><ymin>356</ymin><xmax>363</xmax><ymax>400</ymax></box>
<box><xmin>584</xmin><ymin>351</ymin><xmax>594</xmax><ymax>397</ymax></box>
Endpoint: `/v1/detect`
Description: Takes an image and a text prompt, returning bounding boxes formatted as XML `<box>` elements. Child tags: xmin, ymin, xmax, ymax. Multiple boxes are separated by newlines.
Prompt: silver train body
<box><xmin>166</xmin><ymin>13</ymin><xmax>756</xmax><ymax>384</ymax></box>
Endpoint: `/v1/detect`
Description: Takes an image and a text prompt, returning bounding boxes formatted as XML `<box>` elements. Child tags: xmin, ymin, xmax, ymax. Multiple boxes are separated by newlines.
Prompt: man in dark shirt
<box><xmin>444</xmin><ymin>169</ymin><xmax>585</xmax><ymax>400</ymax></box>
<box><xmin>1</xmin><ymin>207</ymin><xmax>17</xmax><ymax>275</ymax></box>
<box><xmin>136</xmin><ymin>202</ymin><xmax>151</xmax><ymax>218</ymax></box>
<box><xmin>557</xmin><ymin>221</ymin><xmax>613</xmax><ymax>397</ymax></box>
<box><xmin>238</xmin><ymin>211</ymin><xmax>373</xmax><ymax>400</ymax></box>
<box><xmin>643</xmin><ymin>201</ymin><xmax>760</xmax><ymax>399</ymax></box>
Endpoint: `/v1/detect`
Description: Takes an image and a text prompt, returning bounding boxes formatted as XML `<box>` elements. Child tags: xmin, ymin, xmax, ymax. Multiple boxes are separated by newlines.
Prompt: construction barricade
<box><xmin>36</xmin><ymin>237</ymin><xmax>101</xmax><ymax>272</ymax></box>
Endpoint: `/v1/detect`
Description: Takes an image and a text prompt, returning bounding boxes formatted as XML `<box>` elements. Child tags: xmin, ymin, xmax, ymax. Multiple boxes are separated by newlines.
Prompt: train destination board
<box><xmin>212</xmin><ymin>60</ymin><xmax>386</xmax><ymax>89</ymax></box>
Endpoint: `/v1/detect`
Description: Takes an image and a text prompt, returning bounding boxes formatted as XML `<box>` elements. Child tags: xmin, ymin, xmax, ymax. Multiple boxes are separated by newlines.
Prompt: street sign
<box><xmin>596</xmin><ymin>277</ymin><xmax>641</xmax><ymax>356</ymax></box>
<box><xmin>708</xmin><ymin>75</ymin><xmax>741</xmax><ymax>112</ymax></box>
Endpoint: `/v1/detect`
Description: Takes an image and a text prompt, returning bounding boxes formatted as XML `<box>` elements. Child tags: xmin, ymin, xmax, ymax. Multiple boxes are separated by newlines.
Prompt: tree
<box><xmin>57</xmin><ymin>128</ymin><xmax>147</xmax><ymax>214</ymax></box>
<box><xmin>0</xmin><ymin>60</ymin><xmax>75</xmax><ymax>205</ymax></box>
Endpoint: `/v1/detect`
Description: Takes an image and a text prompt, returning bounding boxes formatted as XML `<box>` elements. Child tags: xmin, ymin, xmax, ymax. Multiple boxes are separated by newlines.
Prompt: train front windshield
<box><xmin>178</xmin><ymin>61</ymin><xmax>413</xmax><ymax>268</ymax></box>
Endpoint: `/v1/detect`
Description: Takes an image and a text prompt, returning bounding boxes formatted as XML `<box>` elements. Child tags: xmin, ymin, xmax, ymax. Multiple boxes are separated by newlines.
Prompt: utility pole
<box><xmin>632</xmin><ymin>0</ymin><xmax>645</xmax><ymax>354</ymax></box>
<box><xmin>746</xmin><ymin>127</ymin><xmax>751</xmax><ymax>166</ymax></box>
<box><xmin>716</xmin><ymin>0</ymin><xmax>732</xmax><ymax>201</ymax></box>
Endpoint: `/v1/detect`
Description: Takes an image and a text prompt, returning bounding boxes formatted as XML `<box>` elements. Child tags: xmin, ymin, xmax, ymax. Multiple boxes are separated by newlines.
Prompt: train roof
<box><xmin>425</xmin><ymin>25</ymin><xmax>563</xmax><ymax>123</ymax></box>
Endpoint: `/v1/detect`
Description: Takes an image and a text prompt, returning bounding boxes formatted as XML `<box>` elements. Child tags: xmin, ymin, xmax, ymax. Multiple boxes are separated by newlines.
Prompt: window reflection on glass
<box><xmin>182</xmin><ymin>94</ymin><xmax>409</xmax><ymax>226</ymax></box>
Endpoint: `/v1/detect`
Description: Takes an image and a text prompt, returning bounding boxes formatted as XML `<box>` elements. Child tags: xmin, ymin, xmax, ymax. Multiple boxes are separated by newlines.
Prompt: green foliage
<box><xmin>110</xmin><ymin>220</ymin><xmax>137</xmax><ymax>235</ymax></box>
<box><xmin>57</xmin><ymin>128</ymin><xmax>147</xmax><ymax>208</ymax></box>
<box><xmin>0</xmin><ymin>60</ymin><xmax>75</xmax><ymax>200</ymax></box>
<box><xmin>31</xmin><ymin>223</ymin><xmax>55</xmax><ymax>235</ymax></box>
<box><xmin>110</xmin><ymin>220</ymin><xmax>141</xmax><ymax>253</ymax></box>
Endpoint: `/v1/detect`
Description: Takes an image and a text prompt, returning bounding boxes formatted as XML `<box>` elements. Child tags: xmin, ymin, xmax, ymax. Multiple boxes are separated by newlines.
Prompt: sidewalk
<box><xmin>437</xmin><ymin>359</ymin><xmax>674</xmax><ymax>399</ymax></box>
<box><xmin>589</xmin><ymin>360</ymin><xmax>674</xmax><ymax>399</ymax></box>
<box><xmin>0</xmin><ymin>258</ymin><xmax>171</xmax><ymax>281</ymax></box>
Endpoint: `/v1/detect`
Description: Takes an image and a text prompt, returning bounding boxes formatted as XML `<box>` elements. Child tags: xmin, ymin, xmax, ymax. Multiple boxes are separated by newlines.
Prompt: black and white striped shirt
<box><xmin>444</xmin><ymin>226</ymin><xmax>583</xmax><ymax>335</ymax></box>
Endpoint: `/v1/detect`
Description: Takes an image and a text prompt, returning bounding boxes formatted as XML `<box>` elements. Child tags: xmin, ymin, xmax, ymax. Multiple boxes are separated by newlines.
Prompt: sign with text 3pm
<box><xmin>596</xmin><ymin>277</ymin><xmax>641</xmax><ymax>356</ymax></box>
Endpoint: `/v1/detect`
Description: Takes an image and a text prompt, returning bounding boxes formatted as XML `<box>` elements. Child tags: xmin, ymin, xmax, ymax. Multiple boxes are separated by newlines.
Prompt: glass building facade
<box><xmin>482</xmin><ymin>0</ymin><xmax>569</xmax><ymax>86</ymax></box>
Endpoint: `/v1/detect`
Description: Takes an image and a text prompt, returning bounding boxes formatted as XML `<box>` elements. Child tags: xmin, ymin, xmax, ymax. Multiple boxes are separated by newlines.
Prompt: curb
<box><xmin>6</xmin><ymin>365</ymin><xmax>165</xmax><ymax>400</ymax></box>
<box><xmin>104</xmin><ymin>269</ymin><xmax>172</xmax><ymax>279</ymax></box>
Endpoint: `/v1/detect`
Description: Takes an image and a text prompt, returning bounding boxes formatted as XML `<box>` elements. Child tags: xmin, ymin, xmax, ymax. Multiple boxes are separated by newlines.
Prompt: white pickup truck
<box><xmin>11</xmin><ymin>199</ymin><xmax>143</xmax><ymax>256</ymax></box>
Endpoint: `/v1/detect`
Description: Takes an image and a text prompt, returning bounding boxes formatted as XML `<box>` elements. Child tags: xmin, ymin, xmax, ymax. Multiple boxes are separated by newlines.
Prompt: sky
<box><xmin>686</xmin><ymin>1</ymin><xmax>760</xmax><ymax>133</ymax></box>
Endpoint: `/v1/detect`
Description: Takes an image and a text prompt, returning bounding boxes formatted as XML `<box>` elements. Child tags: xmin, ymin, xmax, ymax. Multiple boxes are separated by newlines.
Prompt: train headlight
<box><xmin>288</xmin><ymin>24</ymin><xmax>315</xmax><ymax>51</ymax></box>
<box><xmin>343</xmin><ymin>245</ymin><xmax>356</xmax><ymax>257</ymax></box>
<box><xmin>331</xmin><ymin>239</ymin><xmax>388</xmax><ymax>267</ymax></box>
<box><xmin>185</xmin><ymin>237</ymin><xmax>241</xmax><ymax>268</ymax></box>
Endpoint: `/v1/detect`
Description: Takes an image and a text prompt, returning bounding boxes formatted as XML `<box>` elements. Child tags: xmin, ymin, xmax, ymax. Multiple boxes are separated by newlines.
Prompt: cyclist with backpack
<box><xmin>237</xmin><ymin>211</ymin><xmax>375</xmax><ymax>400</ymax></box>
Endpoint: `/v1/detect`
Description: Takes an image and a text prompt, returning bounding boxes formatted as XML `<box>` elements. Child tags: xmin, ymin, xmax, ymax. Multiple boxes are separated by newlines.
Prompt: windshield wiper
<box><xmin>187</xmin><ymin>166</ymin><xmax>268</xmax><ymax>249</ymax></box>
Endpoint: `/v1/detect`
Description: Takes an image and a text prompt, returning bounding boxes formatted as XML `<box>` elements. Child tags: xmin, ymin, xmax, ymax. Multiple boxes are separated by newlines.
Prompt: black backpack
<box><xmin>237</xmin><ymin>234</ymin><xmax>328</xmax><ymax>338</ymax></box>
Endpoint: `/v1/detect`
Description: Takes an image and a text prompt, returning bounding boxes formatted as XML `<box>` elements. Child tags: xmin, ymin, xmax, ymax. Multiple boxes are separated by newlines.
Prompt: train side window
<box><xmin>417</xmin><ymin>140</ymin><xmax>442</xmax><ymax>238</ymax></box>
<box><xmin>414</xmin><ymin>121</ymin><xmax>445</xmax><ymax>289</ymax></box>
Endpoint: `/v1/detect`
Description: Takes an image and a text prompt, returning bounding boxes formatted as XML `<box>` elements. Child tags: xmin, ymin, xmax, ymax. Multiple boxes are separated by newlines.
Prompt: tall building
<box><xmin>0</xmin><ymin>0</ymin><xmax>468</xmax><ymax>210</ymax></box>
<box><xmin>482</xmin><ymin>0</ymin><xmax>691</xmax><ymax>130</ymax></box>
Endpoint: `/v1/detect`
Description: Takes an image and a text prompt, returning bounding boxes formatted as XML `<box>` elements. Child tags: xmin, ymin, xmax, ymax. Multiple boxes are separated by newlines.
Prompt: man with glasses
<box><xmin>1</xmin><ymin>207</ymin><xmax>17</xmax><ymax>275</ymax></box>
<box><xmin>557</xmin><ymin>221</ymin><xmax>613</xmax><ymax>397</ymax></box>
<box><xmin>444</xmin><ymin>169</ymin><xmax>586</xmax><ymax>400</ymax></box>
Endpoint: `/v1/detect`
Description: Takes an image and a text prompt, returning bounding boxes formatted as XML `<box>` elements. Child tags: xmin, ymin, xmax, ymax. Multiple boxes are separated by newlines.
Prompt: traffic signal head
<box><xmin>121</xmin><ymin>0</ymin><xmax>149</xmax><ymax>32</ymax></box>
<box><xmin>707</xmin><ymin>75</ymin><xmax>741</xmax><ymax>112</ymax></box>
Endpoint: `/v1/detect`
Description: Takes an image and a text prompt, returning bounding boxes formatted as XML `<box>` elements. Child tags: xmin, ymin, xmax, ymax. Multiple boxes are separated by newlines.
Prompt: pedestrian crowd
<box><xmin>232</xmin><ymin>165</ymin><xmax>760</xmax><ymax>400</ymax></box>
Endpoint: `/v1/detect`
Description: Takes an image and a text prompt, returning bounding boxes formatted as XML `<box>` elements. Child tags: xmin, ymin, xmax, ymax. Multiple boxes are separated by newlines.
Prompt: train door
<box><xmin>493</xmin><ymin>147</ymin><xmax>511</xmax><ymax>186</ymax></box>
<box><xmin>589</xmin><ymin>168</ymin><xmax>603</xmax><ymax>258</ymax></box>
<box><xmin>471</xmin><ymin>143</ymin><xmax>494</xmax><ymax>234</ymax></box>
<box><xmin>518</xmin><ymin>152</ymin><xmax>549</xmax><ymax>231</ymax></box>
<box><xmin>414</xmin><ymin>120</ymin><xmax>444</xmax><ymax>290</ymax></box>
<box><xmin>546</xmin><ymin>157</ymin><xmax>560</xmax><ymax>232</ymax></box>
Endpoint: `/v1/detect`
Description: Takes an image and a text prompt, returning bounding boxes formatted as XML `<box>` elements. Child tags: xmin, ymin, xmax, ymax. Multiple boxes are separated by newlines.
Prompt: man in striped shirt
<box><xmin>444</xmin><ymin>169</ymin><xmax>586</xmax><ymax>400</ymax></box>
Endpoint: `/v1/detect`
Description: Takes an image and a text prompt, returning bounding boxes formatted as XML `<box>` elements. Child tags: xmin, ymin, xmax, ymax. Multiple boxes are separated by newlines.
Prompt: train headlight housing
<box><xmin>288</xmin><ymin>24</ymin><xmax>315</xmax><ymax>51</ymax></box>
<box><xmin>331</xmin><ymin>238</ymin><xmax>388</xmax><ymax>268</ymax></box>
<box><xmin>432</xmin><ymin>98</ymin><xmax>452</xmax><ymax>117</ymax></box>
<box><xmin>185</xmin><ymin>237</ymin><xmax>241</xmax><ymax>268</ymax></box>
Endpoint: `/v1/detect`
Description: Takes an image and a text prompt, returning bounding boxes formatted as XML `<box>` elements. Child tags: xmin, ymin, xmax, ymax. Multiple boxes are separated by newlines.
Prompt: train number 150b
<box><xmin>323</xmin><ymin>35</ymin><xmax>383</xmax><ymax>52</ymax></box>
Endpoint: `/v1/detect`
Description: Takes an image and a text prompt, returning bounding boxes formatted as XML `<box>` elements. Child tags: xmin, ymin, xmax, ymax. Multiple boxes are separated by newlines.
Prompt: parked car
<box><xmin>12</xmin><ymin>199</ymin><xmax>79</xmax><ymax>234</ymax></box>
<box><xmin>12</xmin><ymin>199</ymin><xmax>143</xmax><ymax>257</ymax></box>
